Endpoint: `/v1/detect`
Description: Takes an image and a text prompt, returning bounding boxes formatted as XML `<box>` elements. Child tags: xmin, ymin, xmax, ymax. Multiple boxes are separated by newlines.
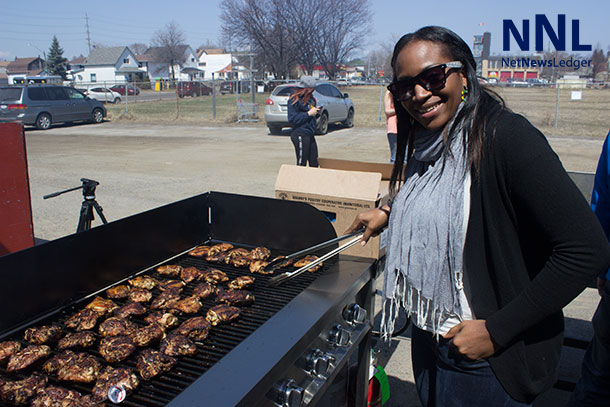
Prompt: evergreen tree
<box><xmin>47</xmin><ymin>35</ymin><xmax>67</xmax><ymax>79</ymax></box>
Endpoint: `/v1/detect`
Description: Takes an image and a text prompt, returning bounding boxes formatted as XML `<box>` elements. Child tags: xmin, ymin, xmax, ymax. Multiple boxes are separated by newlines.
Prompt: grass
<box><xmin>105</xmin><ymin>86</ymin><xmax>610</xmax><ymax>139</ymax></box>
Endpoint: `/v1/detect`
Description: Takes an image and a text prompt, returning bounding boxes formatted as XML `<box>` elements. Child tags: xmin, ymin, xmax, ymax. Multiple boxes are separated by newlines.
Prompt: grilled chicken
<box><xmin>205</xmin><ymin>252</ymin><xmax>229</xmax><ymax>264</ymax></box>
<box><xmin>228</xmin><ymin>275</ymin><xmax>255</xmax><ymax>290</ymax></box>
<box><xmin>207</xmin><ymin>243</ymin><xmax>233</xmax><ymax>256</ymax></box>
<box><xmin>224</xmin><ymin>248</ymin><xmax>251</xmax><ymax>267</ymax></box>
<box><xmin>98</xmin><ymin>317</ymin><xmax>137</xmax><ymax>337</ymax></box>
<box><xmin>64</xmin><ymin>308</ymin><xmax>102</xmax><ymax>331</ymax></box>
<box><xmin>188</xmin><ymin>245</ymin><xmax>211</xmax><ymax>257</ymax></box>
<box><xmin>216</xmin><ymin>289</ymin><xmax>255</xmax><ymax>306</ymax></box>
<box><xmin>226</xmin><ymin>248</ymin><xmax>250</xmax><ymax>260</ymax></box>
<box><xmin>43</xmin><ymin>350</ymin><xmax>77</xmax><ymax>375</ymax></box>
<box><xmin>85</xmin><ymin>297</ymin><xmax>119</xmax><ymax>316</ymax></box>
<box><xmin>24</xmin><ymin>325</ymin><xmax>63</xmax><ymax>345</ymax></box>
<box><xmin>180</xmin><ymin>266</ymin><xmax>205</xmax><ymax>283</ymax></box>
<box><xmin>206</xmin><ymin>305</ymin><xmax>240</xmax><ymax>326</ymax></box>
<box><xmin>249</xmin><ymin>246</ymin><xmax>271</xmax><ymax>261</ymax></box>
<box><xmin>192</xmin><ymin>282</ymin><xmax>215</xmax><ymax>299</ymax></box>
<box><xmin>90</xmin><ymin>366</ymin><xmax>139</xmax><ymax>402</ymax></box>
<box><xmin>249</xmin><ymin>260</ymin><xmax>270</xmax><ymax>274</ymax></box>
<box><xmin>136</xmin><ymin>349</ymin><xmax>176</xmax><ymax>380</ymax></box>
<box><xmin>114</xmin><ymin>302</ymin><xmax>147</xmax><ymax>319</ymax></box>
<box><xmin>150</xmin><ymin>288</ymin><xmax>182</xmax><ymax>310</ymax></box>
<box><xmin>160</xmin><ymin>334</ymin><xmax>197</xmax><ymax>357</ymax></box>
<box><xmin>156</xmin><ymin>264</ymin><xmax>183</xmax><ymax>277</ymax></box>
<box><xmin>203</xmin><ymin>268</ymin><xmax>229</xmax><ymax>284</ymax></box>
<box><xmin>145</xmin><ymin>312</ymin><xmax>179</xmax><ymax>330</ymax></box>
<box><xmin>294</xmin><ymin>255</ymin><xmax>322</xmax><ymax>272</ymax></box>
<box><xmin>130</xmin><ymin>323</ymin><xmax>165</xmax><ymax>347</ymax></box>
<box><xmin>157</xmin><ymin>279</ymin><xmax>186</xmax><ymax>291</ymax></box>
<box><xmin>31</xmin><ymin>386</ymin><xmax>81</xmax><ymax>407</ymax></box>
<box><xmin>0</xmin><ymin>374</ymin><xmax>47</xmax><ymax>405</ymax></box>
<box><xmin>98</xmin><ymin>336</ymin><xmax>136</xmax><ymax>363</ymax></box>
<box><xmin>57</xmin><ymin>331</ymin><xmax>97</xmax><ymax>350</ymax></box>
<box><xmin>106</xmin><ymin>285</ymin><xmax>130</xmax><ymax>299</ymax></box>
<box><xmin>6</xmin><ymin>345</ymin><xmax>51</xmax><ymax>372</ymax></box>
<box><xmin>230</xmin><ymin>256</ymin><xmax>250</xmax><ymax>268</ymax></box>
<box><xmin>128</xmin><ymin>288</ymin><xmax>153</xmax><ymax>303</ymax></box>
<box><xmin>271</xmin><ymin>255</ymin><xmax>294</xmax><ymax>268</ymax></box>
<box><xmin>128</xmin><ymin>276</ymin><xmax>158</xmax><ymax>290</ymax></box>
<box><xmin>0</xmin><ymin>341</ymin><xmax>21</xmax><ymax>364</ymax></box>
<box><xmin>56</xmin><ymin>353</ymin><xmax>102</xmax><ymax>384</ymax></box>
<box><xmin>175</xmin><ymin>317</ymin><xmax>211</xmax><ymax>341</ymax></box>
<box><xmin>171</xmin><ymin>296</ymin><xmax>202</xmax><ymax>314</ymax></box>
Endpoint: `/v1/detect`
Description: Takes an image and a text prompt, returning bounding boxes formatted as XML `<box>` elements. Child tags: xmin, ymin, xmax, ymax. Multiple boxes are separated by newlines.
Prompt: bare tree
<box><xmin>152</xmin><ymin>21</ymin><xmax>186</xmax><ymax>81</ymax></box>
<box><xmin>278</xmin><ymin>0</ymin><xmax>321</xmax><ymax>75</ymax></box>
<box><xmin>129</xmin><ymin>43</ymin><xmax>148</xmax><ymax>55</ymax></box>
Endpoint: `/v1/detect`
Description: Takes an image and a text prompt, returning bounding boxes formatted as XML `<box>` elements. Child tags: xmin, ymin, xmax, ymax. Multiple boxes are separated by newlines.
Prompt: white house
<box><xmin>197</xmin><ymin>49</ymin><xmax>233</xmax><ymax>80</ymax></box>
<box><xmin>73</xmin><ymin>47</ymin><xmax>145</xmax><ymax>85</ymax></box>
<box><xmin>140</xmin><ymin>45</ymin><xmax>202</xmax><ymax>81</ymax></box>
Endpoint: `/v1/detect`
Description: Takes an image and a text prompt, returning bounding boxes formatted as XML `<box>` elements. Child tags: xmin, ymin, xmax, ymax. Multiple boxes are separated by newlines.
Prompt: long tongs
<box><xmin>268</xmin><ymin>230</ymin><xmax>364</xmax><ymax>287</ymax></box>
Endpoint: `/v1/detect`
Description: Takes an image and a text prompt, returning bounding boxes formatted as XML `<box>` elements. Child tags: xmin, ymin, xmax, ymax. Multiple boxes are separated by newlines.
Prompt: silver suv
<box><xmin>0</xmin><ymin>85</ymin><xmax>106</xmax><ymax>130</ymax></box>
<box><xmin>264</xmin><ymin>83</ymin><xmax>354</xmax><ymax>135</ymax></box>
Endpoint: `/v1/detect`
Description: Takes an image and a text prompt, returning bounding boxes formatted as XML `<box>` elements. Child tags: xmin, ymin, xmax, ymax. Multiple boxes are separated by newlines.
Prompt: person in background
<box><xmin>288</xmin><ymin>75</ymin><xmax>321</xmax><ymax>167</ymax></box>
<box><xmin>384</xmin><ymin>89</ymin><xmax>398</xmax><ymax>163</ymax></box>
<box><xmin>346</xmin><ymin>26</ymin><xmax>610</xmax><ymax>406</ymax></box>
<box><xmin>569</xmin><ymin>131</ymin><xmax>610</xmax><ymax>407</ymax></box>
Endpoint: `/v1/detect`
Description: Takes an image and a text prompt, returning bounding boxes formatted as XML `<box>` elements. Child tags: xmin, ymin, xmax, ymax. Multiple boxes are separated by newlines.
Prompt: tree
<box><xmin>129</xmin><ymin>43</ymin><xmax>148</xmax><ymax>55</ymax></box>
<box><xmin>152</xmin><ymin>21</ymin><xmax>186</xmax><ymax>81</ymax></box>
<box><xmin>47</xmin><ymin>35</ymin><xmax>67</xmax><ymax>79</ymax></box>
<box><xmin>591</xmin><ymin>47</ymin><xmax>607</xmax><ymax>79</ymax></box>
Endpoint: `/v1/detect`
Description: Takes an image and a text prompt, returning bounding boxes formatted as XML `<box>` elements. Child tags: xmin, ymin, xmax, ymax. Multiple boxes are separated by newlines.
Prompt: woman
<box><xmin>384</xmin><ymin>89</ymin><xmax>398</xmax><ymax>163</ymax></box>
<box><xmin>347</xmin><ymin>26</ymin><xmax>610</xmax><ymax>406</ymax></box>
<box><xmin>287</xmin><ymin>75</ymin><xmax>321</xmax><ymax>167</ymax></box>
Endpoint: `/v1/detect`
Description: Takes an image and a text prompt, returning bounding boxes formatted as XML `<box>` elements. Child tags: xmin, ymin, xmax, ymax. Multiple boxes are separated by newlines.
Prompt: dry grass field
<box><xmin>106</xmin><ymin>86</ymin><xmax>610</xmax><ymax>139</ymax></box>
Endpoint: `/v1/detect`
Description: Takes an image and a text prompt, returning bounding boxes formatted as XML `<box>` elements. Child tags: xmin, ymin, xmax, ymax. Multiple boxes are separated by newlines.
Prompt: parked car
<box><xmin>0</xmin><ymin>85</ymin><xmax>106</xmax><ymax>130</ymax></box>
<box><xmin>507</xmin><ymin>78</ymin><xmax>530</xmax><ymax>88</ymax></box>
<box><xmin>177</xmin><ymin>81</ymin><xmax>212</xmax><ymax>97</ymax></box>
<box><xmin>264</xmin><ymin>82</ymin><xmax>354</xmax><ymax>135</ymax></box>
<box><xmin>220</xmin><ymin>81</ymin><xmax>251</xmax><ymax>95</ymax></box>
<box><xmin>85</xmin><ymin>87</ymin><xmax>122</xmax><ymax>104</ymax></box>
<box><xmin>109</xmin><ymin>84</ymin><xmax>140</xmax><ymax>96</ymax></box>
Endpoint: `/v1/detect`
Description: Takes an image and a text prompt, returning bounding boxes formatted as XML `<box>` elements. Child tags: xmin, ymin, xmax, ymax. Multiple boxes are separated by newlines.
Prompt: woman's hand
<box><xmin>308</xmin><ymin>106</ymin><xmax>321</xmax><ymax>116</ymax></box>
<box><xmin>345</xmin><ymin>206</ymin><xmax>390</xmax><ymax>246</ymax></box>
<box><xmin>443</xmin><ymin>320</ymin><xmax>498</xmax><ymax>360</ymax></box>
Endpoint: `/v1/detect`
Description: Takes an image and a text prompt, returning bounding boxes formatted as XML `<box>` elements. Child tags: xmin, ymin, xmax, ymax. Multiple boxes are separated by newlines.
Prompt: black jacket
<box><xmin>287</xmin><ymin>97</ymin><xmax>317</xmax><ymax>136</ymax></box>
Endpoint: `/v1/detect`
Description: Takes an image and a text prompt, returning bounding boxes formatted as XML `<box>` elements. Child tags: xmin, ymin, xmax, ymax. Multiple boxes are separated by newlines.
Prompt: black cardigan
<box><xmin>463</xmin><ymin>110</ymin><xmax>610</xmax><ymax>402</ymax></box>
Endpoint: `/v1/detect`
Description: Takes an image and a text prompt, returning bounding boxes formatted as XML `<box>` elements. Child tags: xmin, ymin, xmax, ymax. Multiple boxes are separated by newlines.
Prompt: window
<box><xmin>45</xmin><ymin>87</ymin><xmax>68</xmax><ymax>100</ymax></box>
<box><xmin>65</xmin><ymin>88</ymin><xmax>85</xmax><ymax>100</ymax></box>
<box><xmin>28</xmin><ymin>87</ymin><xmax>47</xmax><ymax>100</ymax></box>
<box><xmin>191</xmin><ymin>58</ymin><xmax>195</xmax><ymax>62</ymax></box>
<box><xmin>123</xmin><ymin>58</ymin><xmax>129</xmax><ymax>63</ymax></box>
<box><xmin>329</xmin><ymin>85</ymin><xmax>343</xmax><ymax>98</ymax></box>
<box><xmin>315</xmin><ymin>84</ymin><xmax>333</xmax><ymax>97</ymax></box>
<box><xmin>90</xmin><ymin>73</ymin><xmax>97</xmax><ymax>82</ymax></box>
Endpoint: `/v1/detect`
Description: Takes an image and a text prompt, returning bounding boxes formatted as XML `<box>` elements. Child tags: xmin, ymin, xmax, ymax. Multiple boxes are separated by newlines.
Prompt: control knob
<box><xmin>305</xmin><ymin>348</ymin><xmax>335</xmax><ymax>377</ymax></box>
<box><xmin>328</xmin><ymin>324</ymin><xmax>351</xmax><ymax>347</ymax></box>
<box><xmin>343</xmin><ymin>303</ymin><xmax>367</xmax><ymax>325</ymax></box>
<box><xmin>276</xmin><ymin>378</ymin><xmax>304</xmax><ymax>407</ymax></box>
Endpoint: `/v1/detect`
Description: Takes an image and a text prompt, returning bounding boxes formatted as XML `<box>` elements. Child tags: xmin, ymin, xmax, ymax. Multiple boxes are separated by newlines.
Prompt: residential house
<box><xmin>197</xmin><ymin>48</ymin><xmax>233</xmax><ymax>80</ymax></box>
<box><xmin>0</xmin><ymin>61</ymin><xmax>9</xmax><ymax>85</ymax></box>
<box><xmin>6</xmin><ymin>57</ymin><xmax>46</xmax><ymax>84</ymax></box>
<box><xmin>140</xmin><ymin>45</ymin><xmax>201</xmax><ymax>81</ymax></box>
<box><xmin>73</xmin><ymin>46</ymin><xmax>145</xmax><ymax>86</ymax></box>
<box><xmin>66</xmin><ymin>56</ymin><xmax>86</xmax><ymax>83</ymax></box>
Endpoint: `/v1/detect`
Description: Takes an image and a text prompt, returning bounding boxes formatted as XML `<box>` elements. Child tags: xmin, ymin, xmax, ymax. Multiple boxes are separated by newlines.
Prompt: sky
<box><xmin>1</xmin><ymin>0</ymin><xmax>609</xmax><ymax>62</ymax></box>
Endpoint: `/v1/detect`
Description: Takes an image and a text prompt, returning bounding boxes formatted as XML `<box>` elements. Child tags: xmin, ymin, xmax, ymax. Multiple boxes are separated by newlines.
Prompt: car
<box><xmin>507</xmin><ymin>78</ymin><xmax>530</xmax><ymax>88</ymax></box>
<box><xmin>177</xmin><ymin>81</ymin><xmax>212</xmax><ymax>97</ymax></box>
<box><xmin>0</xmin><ymin>85</ymin><xmax>106</xmax><ymax>130</ymax></box>
<box><xmin>85</xmin><ymin>87</ymin><xmax>122</xmax><ymax>104</ymax></box>
<box><xmin>264</xmin><ymin>82</ymin><xmax>355</xmax><ymax>135</ymax></box>
<box><xmin>220</xmin><ymin>81</ymin><xmax>251</xmax><ymax>95</ymax></box>
<box><xmin>109</xmin><ymin>84</ymin><xmax>140</xmax><ymax>96</ymax></box>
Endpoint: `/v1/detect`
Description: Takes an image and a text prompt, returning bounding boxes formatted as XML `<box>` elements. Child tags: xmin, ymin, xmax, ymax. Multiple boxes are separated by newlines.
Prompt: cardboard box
<box><xmin>275</xmin><ymin>158</ymin><xmax>394</xmax><ymax>259</ymax></box>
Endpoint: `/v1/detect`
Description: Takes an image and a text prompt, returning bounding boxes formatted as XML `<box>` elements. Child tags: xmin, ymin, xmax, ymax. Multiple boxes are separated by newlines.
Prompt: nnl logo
<box><xmin>503</xmin><ymin>14</ymin><xmax>591</xmax><ymax>52</ymax></box>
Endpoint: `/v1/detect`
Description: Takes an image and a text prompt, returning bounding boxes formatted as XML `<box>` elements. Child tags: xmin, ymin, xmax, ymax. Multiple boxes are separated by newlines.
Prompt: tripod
<box><xmin>43</xmin><ymin>178</ymin><xmax>108</xmax><ymax>233</ymax></box>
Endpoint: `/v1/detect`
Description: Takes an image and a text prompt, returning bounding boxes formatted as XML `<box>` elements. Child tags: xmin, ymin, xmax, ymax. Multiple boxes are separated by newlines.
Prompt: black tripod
<box><xmin>43</xmin><ymin>178</ymin><xmax>108</xmax><ymax>233</ymax></box>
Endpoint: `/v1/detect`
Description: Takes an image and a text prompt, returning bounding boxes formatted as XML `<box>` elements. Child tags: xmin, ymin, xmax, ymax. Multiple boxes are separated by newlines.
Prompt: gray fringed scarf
<box><xmin>381</xmin><ymin>107</ymin><xmax>469</xmax><ymax>340</ymax></box>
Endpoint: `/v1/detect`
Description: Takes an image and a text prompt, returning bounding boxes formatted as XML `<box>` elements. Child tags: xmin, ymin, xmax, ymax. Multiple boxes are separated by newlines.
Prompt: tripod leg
<box><xmin>91</xmin><ymin>200</ymin><xmax>108</xmax><ymax>224</ymax></box>
<box><xmin>76</xmin><ymin>201</ymin><xmax>95</xmax><ymax>233</ymax></box>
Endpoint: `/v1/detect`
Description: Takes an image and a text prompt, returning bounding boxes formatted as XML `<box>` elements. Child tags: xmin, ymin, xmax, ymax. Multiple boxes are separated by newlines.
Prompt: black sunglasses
<box><xmin>387</xmin><ymin>61</ymin><xmax>463</xmax><ymax>102</ymax></box>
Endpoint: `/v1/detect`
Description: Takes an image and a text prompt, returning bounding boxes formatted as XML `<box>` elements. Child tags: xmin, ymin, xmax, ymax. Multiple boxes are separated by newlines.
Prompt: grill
<box><xmin>0</xmin><ymin>192</ymin><xmax>377</xmax><ymax>407</ymax></box>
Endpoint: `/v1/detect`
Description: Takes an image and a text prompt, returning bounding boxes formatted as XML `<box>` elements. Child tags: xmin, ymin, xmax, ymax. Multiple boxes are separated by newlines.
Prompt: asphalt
<box><xmin>21</xmin><ymin>121</ymin><xmax>606</xmax><ymax>406</ymax></box>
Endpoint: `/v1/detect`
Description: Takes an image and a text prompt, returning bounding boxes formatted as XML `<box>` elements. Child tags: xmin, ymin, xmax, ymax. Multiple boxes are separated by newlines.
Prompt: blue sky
<box><xmin>1</xmin><ymin>0</ymin><xmax>608</xmax><ymax>61</ymax></box>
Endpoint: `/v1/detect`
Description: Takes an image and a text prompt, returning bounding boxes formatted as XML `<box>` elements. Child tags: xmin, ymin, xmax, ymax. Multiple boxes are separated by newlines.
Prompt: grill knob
<box><xmin>328</xmin><ymin>324</ymin><xmax>351</xmax><ymax>347</ymax></box>
<box><xmin>276</xmin><ymin>378</ymin><xmax>304</xmax><ymax>407</ymax></box>
<box><xmin>343</xmin><ymin>303</ymin><xmax>368</xmax><ymax>325</ymax></box>
<box><xmin>305</xmin><ymin>348</ymin><xmax>334</xmax><ymax>377</ymax></box>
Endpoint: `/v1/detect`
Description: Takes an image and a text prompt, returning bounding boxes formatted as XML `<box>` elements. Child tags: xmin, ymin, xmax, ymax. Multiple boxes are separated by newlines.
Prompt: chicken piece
<box><xmin>106</xmin><ymin>285</ymin><xmax>130</xmax><ymax>299</ymax></box>
<box><xmin>206</xmin><ymin>305</ymin><xmax>240</xmax><ymax>326</ymax></box>
<box><xmin>175</xmin><ymin>317</ymin><xmax>211</xmax><ymax>341</ymax></box>
<box><xmin>31</xmin><ymin>386</ymin><xmax>82</xmax><ymax>407</ymax></box>
<box><xmin>135</xmin><ymin>349</ymin><xmax>176</xmax><ymax>381</ymax></box>
<box><xmin>271</xmin><ymin>255</ymin><xmax>294</xmax><ymax>268</ymax></box>
<box><xmin>0</xmin><ymin>341</ymin><xmax>21</xmax><ymax>364</ymax></box>
<box><xmin>31</xmin><ymin>386</ymin><xmax>81</xmax><ymax>407</ymax></box>
<box><xmin>249</xmin><ymin>246</ymin><xmax>271</xmax><ymax>261</ymax></box>
<box><xmin>0</xmin><ymin>374</ymin><xmax>47</xmax><ymax>406</ymax></box>
<box><xmin>145</xmin><ymin>312</ymin><xmax>179</xmax><ymax>330</ymax></box>
<box><xmin>43</xmin><ymin>350</ymin><xmax>77</xmax><ymax>374</ymax></box>
<box><xmin>98</xmin><ymin>336</ymin><xmax>136</xmax><ymax>363</ymax></box>
<box><xmin>192</xmin><ymin>282</ymin><xmax>215</xmax><ymax>299</ymax></box>
<box><xmin>25</xmin><ymin>325</ymin><xmax>62</xmax><ymax>345</ymax></box>
<box><xmin>224</xmin><ymin>248</ymin><xmax>251</xmax><ymax>265</ymax></box>
<box><xmin>157</xmin><ymin>279</ymin><xmax>186</xmax><ymax>291</ymax></box>
<box><xmin>207</xmin><ymin>243</ymin><xmax>234</xmax><ymax>256</ymax></box>
<box><xmin>128</xmin><ymin>288</ymin><xmax>153</xmax><ymax>303</ymax></box>
<box><xmin>85</xmin><ymin>297</ymin><xmax>118</xmax><ymax>316</ymax></box>
<box><xmin>188</xmin><ymin>245</ymin><xmax>211</xmax><ymax>257</ymax></box>
<box><xmin>77</xmin><ymin>395</ymin><xmax>106</xmax><ymax>407</ymax></box>
<box><xmin>180</xmin><ymin>266</ymin><xmax>205</xmax><ymax>283</ymax></box>
<box><xmin>160</xmin><ymin>334</ymin><xmax>197</xmax><ymax>357</ymax></box>
<box><xmin>205</xmin><ymin>252</ymin><xmax>229</xmax><ymax>264</ymax></box>
<box><xmin>150</xmin><ymin>288</ymin><xmax>182</xmax><ymax>310</ymax></box>
<box><xmin>249</xmin><ymin>260</ymin><xmax>270</xmax><ymax>274</ymax></box>
<box><xmin>230</xmin><ymin>256</ymin><xmax>250</xmax><ymax>268</ymax></box>
<box><xmin>127</xmin><ymin>275</ymin><xmax>158</xmax><ymax>290</ymax></box>
<box><xmin>114</xmin><ymin>302</ymin><xmax>147</xmax><ymax>319</ymax></box>
<box><xmin>98</xmin><ymin>317</ymin><xmax>137</xmax><ymax>337</ymax></box>
<box><xmin>294</xmin><ymin>255</ymin><xmax>322</xmax><ymax>272</ymax></box>
<box><xmin>64</xmin><ymin>308</ymin><xmax>102</xmax><ymax>331</ymax></box>
<box><xmin>203</xmin><ymin>268</ymin><xmax>229</xmax><ymax>284</ymax></box>
<box><xmin>156</xmin><ymin>264</ymin><xmax>182</xmax><ymax>277</ymax></box>
<box><xmin>171</xmin><ymin>296</ymin><xmax>202</xmax><ymax>314</ymax></box>
<box><xmin>216</xmin><ymin>289</ymin><xmax>255</xmax><ymax>306</ymax></box>
<box><xmin>56</xmin><ymin>353</ymin><xmax>102</xmax><ymax>384</ymax></box>
<box><xmin>57</xmin><ymin>331</ymin><xmax>97</xmax><ymax>350</ymax></box>
<box><xmin>6</xmin><ymin>345</ymin><xmax>51</xmax><ymax>372</ymax></box>
<box><xmin>130</xmin><ymin>323</ymin><xmax>165</xmax><ymax>347</ymax></box>
<box><xmin>90</xmin><ymin>366</ymin><xmax>139</xmax><ymax>402</ymax></box>
<box><xmin>228</xmin><ymin>275</ymin><xmax>255</xmax><ymax>290</ymax></box>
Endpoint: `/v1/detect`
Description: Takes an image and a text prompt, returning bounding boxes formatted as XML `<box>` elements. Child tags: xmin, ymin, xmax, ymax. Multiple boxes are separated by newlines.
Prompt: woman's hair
<box><xmin>389</xmin><ymin>26</ymin><xmax>506</xmax><ymax>198</ymax></box>
<box><xmin>290</xmin><ymin>87</ymin><xmax>314</xmax><ymax>105</ymax></box>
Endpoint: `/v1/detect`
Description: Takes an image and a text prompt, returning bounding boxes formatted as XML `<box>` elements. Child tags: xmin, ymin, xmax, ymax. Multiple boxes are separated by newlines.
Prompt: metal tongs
<box><xmin>267</xmin><ymin>228</ymin><xmax>365</xmax><ymax>287</ymax></box>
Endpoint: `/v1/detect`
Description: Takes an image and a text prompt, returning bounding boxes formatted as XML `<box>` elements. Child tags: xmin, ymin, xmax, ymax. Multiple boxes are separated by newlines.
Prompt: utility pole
<box><xmin>85</xmin><ymin>13</ymin><xmax>92</xmax><ymax>54</ymax></box>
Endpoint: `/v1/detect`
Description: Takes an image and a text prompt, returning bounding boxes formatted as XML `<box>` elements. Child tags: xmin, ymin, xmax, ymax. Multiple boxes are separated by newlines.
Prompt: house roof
<box><xmin>7</xmin><ymin>57</ymin><xmax>43</xmax><ymax>73</ymax></box>
<box><xmin>204</xmin><ymin>48</ymin><xmax>225</xmax><ymax>55</ymax></box>
<box><xmin>142</xmin><ymin>45</ymin><xmax>192</xmax><ymax>63</ymax></box>
<box><xmin>85</xmin><ymin>47</ymin><xmax>128</xmax><ymax>65</ymax></box>
<box><xmin>0</xmin><ymin>61</ymin><xmax>10</xmax><ymax>68</ymax></box>
<box><xmin>217</xmin><ymin>63</ymin><xmax>232</xmax><ymax>73</ymax></box>
<box><xmin>69</xmin><ymin>56</ymin><xmax>86</xmax><ymax>65</ymax></box>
